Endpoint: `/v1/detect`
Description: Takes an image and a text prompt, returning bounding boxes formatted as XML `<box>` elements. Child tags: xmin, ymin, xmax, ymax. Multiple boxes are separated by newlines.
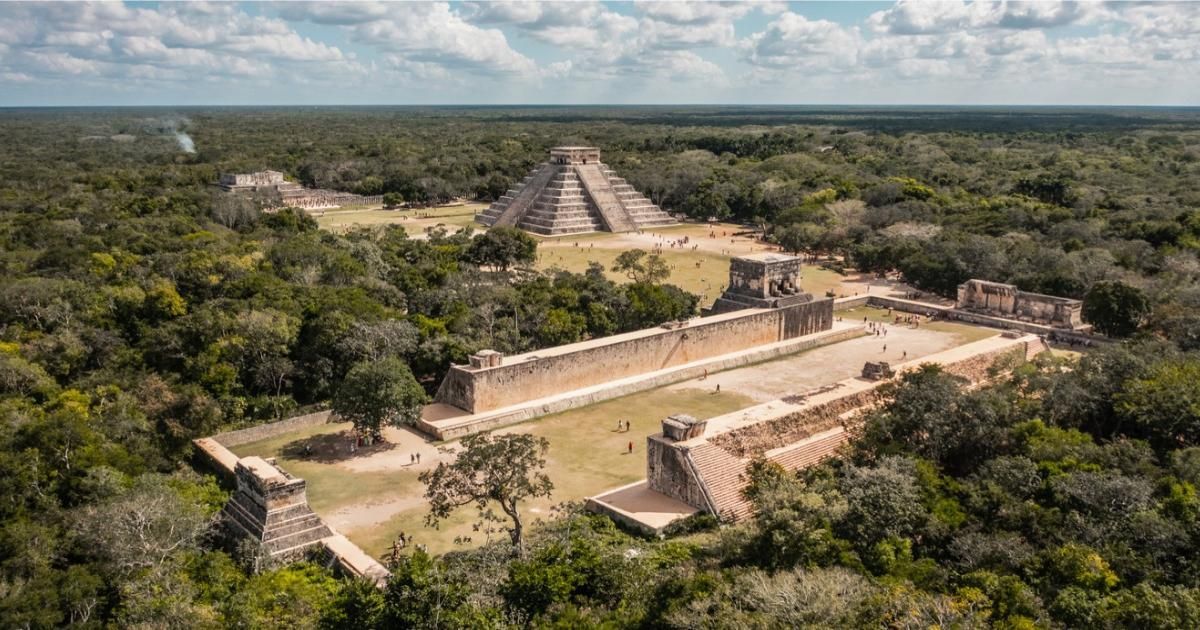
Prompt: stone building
<box><xmin>217</xmin><ymin>170</ymin><xmax>380</xmax><ymax>211</ymax></box>
<box><xmin>956</xmin><ymin>279</ymin><xmax>1085</xmax><ymax>329</ymax></box>
<box><xmin>222</xmin><ymin>456</ymin><xmax>333</xmax><ymax>562</ymax></box>
<box><xmin>218</xmin><ymin>170</ymin><xmax>287</xmax><ymax>191</ymax></box>
<box><xmin>711</xmin><ymin>253</ymin><xmax>813</xmax><ymax>313</ymax></box>
<box><xmin>475</xmin><ymin>146</ymin><xmax>676</xmax><ymax>235</ymax></box>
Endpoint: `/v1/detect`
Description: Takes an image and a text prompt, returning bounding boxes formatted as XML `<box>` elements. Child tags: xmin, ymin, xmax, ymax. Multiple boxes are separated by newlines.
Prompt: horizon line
<box><xmin>1</xmin><ymin>103</ymin><xmax>1198</xmax><ymax>109</ymax></box>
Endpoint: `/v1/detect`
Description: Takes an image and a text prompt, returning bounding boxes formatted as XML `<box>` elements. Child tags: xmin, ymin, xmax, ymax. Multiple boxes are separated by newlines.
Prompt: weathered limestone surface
<box><xmin>217</xmin><ymin>170</ymin><xmax>380</xmax><ymax>210</ymax></box>
<box><xmin>434</xmin><ymin>298</ymin><xmax>834</xmax><ymax>415</ymax></box>
<box><xmin>957</xmin><ymin>279</ymin><xmax>1085</xmax><ymax>329</ymax></box>
<box><xmin>222</xmin><ymin>456</ymin><xmax>333</xmax><ymax>562</ymax></box>
<box><xmin>640</xmin><ymin>335</ymin><xmax>1051</xmax><ymax>524</ymax></box>
<box><xmin>712</xmin><ymin>253</ymin><xmax>811</xmax><ymax>312</ymax></box>
<box><xmin>423</xmin><ymin>324</ymin><xmax>864</xmax><ymax>440</ymax></box>
<box><xmin>476</xmin><ymin>146</ymin><xmax>675</xmax><ymax>235</ymax></box>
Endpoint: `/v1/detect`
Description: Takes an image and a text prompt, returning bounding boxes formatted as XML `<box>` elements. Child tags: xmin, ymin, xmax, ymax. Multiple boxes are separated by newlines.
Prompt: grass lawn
<box><xmin>233</xmin><ymin>386</ymin><xmax>753</xmax><ymax>558</ymax></box>
<box><xmin>316</xmin><ymin>203</ymin><xmax>486</xmax><ymax>235</ymax></box>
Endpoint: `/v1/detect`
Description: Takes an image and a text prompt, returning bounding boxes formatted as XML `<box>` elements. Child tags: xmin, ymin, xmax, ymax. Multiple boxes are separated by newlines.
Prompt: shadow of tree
<box><xmin>280</xmin><ymin>430</ymin><xmax>397</xmax><ymax>464</ymax></box>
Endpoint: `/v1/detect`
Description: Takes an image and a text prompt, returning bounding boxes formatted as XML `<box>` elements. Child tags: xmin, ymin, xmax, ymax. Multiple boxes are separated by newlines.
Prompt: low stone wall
<box><xmin>834</xmin><ymin>295</ymin><xmax>870</xmax><ymax>310</ymax></box>
<box><xmin>423</xmin><ymin>325</ymin><xmax>865</xmax><ymax>440</ymax></box>
<box><xmin>709</xmin><ymin>339</ymin><xmax>1035</xmax><ymax>459</ymax></box>
<box><xmin>436</xmin><ymin>299</ymin><xmax>834</xmax><ymax>414</ymax></box>
<box><xmin>212</xmin><ymin>410</ymin><xmax>332</xmax><ymax>447</ymax></box>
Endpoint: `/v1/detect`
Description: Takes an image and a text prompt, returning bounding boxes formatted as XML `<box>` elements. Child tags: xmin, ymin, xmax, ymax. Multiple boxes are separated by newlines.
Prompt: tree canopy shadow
<box><xmin>280</xmin><ymin>429</ymin><xmax>397</xmax><ymax>464</ymax></box>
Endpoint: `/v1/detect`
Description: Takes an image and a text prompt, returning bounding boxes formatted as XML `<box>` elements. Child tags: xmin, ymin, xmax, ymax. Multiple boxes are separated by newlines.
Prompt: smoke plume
<box><xmin>175</xmin><ymin>132</ymin><xmax>196</xmax><ymax>153</ymax></box>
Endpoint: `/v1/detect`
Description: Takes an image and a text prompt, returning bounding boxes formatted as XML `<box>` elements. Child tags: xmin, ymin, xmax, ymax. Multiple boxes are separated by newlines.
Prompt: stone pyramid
<box><xmin>476</xmin><ymin>146</ymin><xmax>676</xmax><ymax>235</ymax></box>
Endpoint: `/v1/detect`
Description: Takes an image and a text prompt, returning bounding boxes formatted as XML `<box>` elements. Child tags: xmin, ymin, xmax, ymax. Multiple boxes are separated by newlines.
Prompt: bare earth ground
<box><xmin>231</xmin><ymin>307</ymin><xmax>993</xmax><ymax>558</ymax></box>
<box><xmin>533</xmin><ymin>222</ymin><xmax>852</xmax><ymax>299</ymax></box>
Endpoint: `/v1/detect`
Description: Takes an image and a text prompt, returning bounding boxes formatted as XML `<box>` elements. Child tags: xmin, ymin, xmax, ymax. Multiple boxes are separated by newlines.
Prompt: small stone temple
<box><xmin>222</xmin><ymin>456</ymin><xmax>333</xmax><ymax>562</ymax></box>
<box><xmin>956</xmin><ymin>279</ymin><xmax>1085</xmax><ymax>329</ymax></box>
<box><xmin>475</xmin><ymin>146</ymin><xmax>676</xmax><ymax>235</ymax></box>
<box><xmin>711</xmin><ymin>253</ymin><xmax>813</xmax><ymax>313</ymax></box>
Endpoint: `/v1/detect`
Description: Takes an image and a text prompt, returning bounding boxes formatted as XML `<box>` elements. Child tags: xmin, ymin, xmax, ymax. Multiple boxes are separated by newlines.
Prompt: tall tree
<box><xmin>332</xmin><ymin>357</ymin><xmax>427</xmax><ymax>441</ymax></box>
<box><xmin>1083</xmin><ymin>281</ymin><xmax>1150</xmax><ymax>338</ymax></box>
<box><xmin>420</xmin><ymin>432</ymin><xmax>553</xmax><ymax>555</ymax></box>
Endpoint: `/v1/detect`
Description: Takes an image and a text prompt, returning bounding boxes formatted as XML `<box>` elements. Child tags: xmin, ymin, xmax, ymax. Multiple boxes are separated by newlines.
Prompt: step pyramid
<box><xmin>476</xmin><ymin>146</ymin><xmax>677</xmax><ymax>235</ymax></box>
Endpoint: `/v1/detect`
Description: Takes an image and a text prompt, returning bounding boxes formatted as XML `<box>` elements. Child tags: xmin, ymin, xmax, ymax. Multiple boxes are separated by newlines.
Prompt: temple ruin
<box><xmin>956</xmin><ymin>279</ymin><xmax>1086</xmax><ymax>330</ymax></box>
<box><xmin>218</xmin><ymin>170</ymin><xmax>381</xmax><ymax>210</ymax></box>
<box><xmin>221</xmin><ymin>456</ymin><xmax>333</xmax><ymax>562</ymax></box>
<box><xmin>475</xmin><ymin>146</ymin><xmax>676</xmax><ymax>235</ymax></box>
<box><xmin>711</xmin><ymin>253</ymin><xmax>812</xmax><ymax>313</ymax></box>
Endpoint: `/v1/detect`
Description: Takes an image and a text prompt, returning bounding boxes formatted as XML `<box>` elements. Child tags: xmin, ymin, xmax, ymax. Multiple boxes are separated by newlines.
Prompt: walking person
<box><xmin>628</xmin><ymin>441</ymin><xmax>633</xmax><ymax>454</ymax></box>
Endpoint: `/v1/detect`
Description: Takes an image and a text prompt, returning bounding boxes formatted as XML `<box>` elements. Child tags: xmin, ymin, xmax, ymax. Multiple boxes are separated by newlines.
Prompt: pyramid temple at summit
<box><xmin>476</xmin><ymin>146</ymin><xmax>677</xmax><ymax>235</ymax></box>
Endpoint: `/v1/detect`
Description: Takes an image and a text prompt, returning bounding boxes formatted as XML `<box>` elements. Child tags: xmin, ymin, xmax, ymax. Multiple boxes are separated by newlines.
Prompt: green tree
<box><xmin>332</xmin><ymin>357</ymin><xmax>427</xmax><ymax>441</ymax></box>
<box><xmin>1083</xmin><ymin>281</ymin><xmax>1150</xmax><ymax>338</ymax></box>
<box><xmin>612</xmin><ymin>249</ymin><xmax>670</xmax><ymax>284</ymax></box>
<box><xmin>420</xmin><ymin>432</ymin><xmax>553</xmax><ymax>554</ymax></box>
<box><xmin>466</xmin><ymin>226</ymin><xmax>537</xmax><ymax>272</ymax></box>
<box><xmin>1116</xmin><ymin>358</ymin><xmax>1200</xmax><ymax>449</ymax></box>
<box><xmin>382</xmin><ymin>192</ymin><xmax>404</xmax><ymax>209</ymax></box>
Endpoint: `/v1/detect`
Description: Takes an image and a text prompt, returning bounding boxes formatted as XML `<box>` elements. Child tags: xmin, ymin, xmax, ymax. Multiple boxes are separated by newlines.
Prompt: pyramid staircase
<box><xmin>476</xmin><ymin>147</ymin><xmax>676</xmax><ymax>235</ymax></box>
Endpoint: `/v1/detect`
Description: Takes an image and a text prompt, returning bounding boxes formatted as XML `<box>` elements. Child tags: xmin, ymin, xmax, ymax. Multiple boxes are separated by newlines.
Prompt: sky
<box><xmin>0</xmin><ymin>1</ymin><xmax>1197</xmax><ymax>107</ymax></box>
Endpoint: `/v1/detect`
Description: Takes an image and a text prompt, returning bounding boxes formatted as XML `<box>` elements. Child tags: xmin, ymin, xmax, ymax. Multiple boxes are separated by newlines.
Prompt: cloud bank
<box><xmin>0</xmin><ymin>1</ymin><xmax>1195</xmax><ymax>105</ymax></box>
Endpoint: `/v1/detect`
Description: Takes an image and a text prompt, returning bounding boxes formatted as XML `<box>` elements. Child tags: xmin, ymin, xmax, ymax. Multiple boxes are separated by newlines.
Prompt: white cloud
<box><xmin>866</xmin><ymin>0</ymin><xmax>1099</xmax><ymax>35</ymax></box>
<box><xmin>742</xmin><ymin>12</ymin><xmax>860</xmax><ymax>71</ymax></box>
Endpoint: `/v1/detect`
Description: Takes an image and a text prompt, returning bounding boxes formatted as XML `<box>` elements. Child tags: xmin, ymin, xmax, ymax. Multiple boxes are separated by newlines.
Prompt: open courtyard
<box><xmin>230</xmin><ymin>307</ymin><xmax>996</xmax><ymax>558</ymax></box>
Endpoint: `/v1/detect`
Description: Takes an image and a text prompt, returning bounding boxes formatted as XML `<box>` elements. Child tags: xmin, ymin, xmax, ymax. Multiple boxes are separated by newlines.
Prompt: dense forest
<box><xmin>2</xmin><ymin>106</ymin><xmax>1200</xmax><ymax>627</ymax></box>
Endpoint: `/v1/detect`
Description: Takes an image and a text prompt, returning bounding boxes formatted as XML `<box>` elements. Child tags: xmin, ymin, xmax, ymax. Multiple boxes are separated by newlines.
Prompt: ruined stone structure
<box><xmin>593</xmin><ymin>334</ymin><xmax>1050</xmax><ymax>527</ymax></box>
<box><xmin>861</xmin><ymin>361</ymin><xmax>893</xmax><ymax>380</ymax></box>
<box><xmin>434</xmin><ymin>298</ymin><xmax>833</xmax><ymax>416</ymax></box>
<box><xmin>218</xmin><ymin>170</ymin><xmax>380</xmax><ymax>210</ymax></box>
<box><xmin>475</xmin><ymin>146</ymin><xmax>676</xmax><ymax>235</ymax></box>
<box><xmin>956</xmin><ymin>279</ymin><xmax>1085</xmax><ymax>329</ymax></box>
<box><xmin>711</xmin><ymin>253</ymin><xmax>812</xmax><ymax>313</ymax></box>
<box><xmin>219</xmin><ymin>170</ymin><xmax>287</xmax><ymax>191</ymax></box>
<box><xmin>222</xmin><ymin>456</ymin><xmax>333</xmax><ymax>562</ymax></box>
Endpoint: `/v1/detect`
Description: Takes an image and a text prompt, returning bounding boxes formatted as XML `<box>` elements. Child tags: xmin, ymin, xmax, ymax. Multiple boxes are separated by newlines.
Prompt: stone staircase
<box><xmin>477</xmin><ymin>151</ymin><xmax>677</xmax><ymax>234</ymax></box>
<box><xmin>686</xmin><ymin>443</ymin><xmax>754</xmax><ymax>522</ymax></box>
<box><xmin>515</xmin><ymin>170</ymin><xmax>605</xmax><ymax>235</ymax></box>
<box><xmin>479</xmin><ymin>163</ymin><xmax>559</xmax><ymax>228</ymax></box>
<box><xmin>603</xmin><ymin>169</ymin><xmax>676</xmax><ymax>228</ymax></box>
<box><xmin>766</xmin><ymin>426</ymin><xmax>847</xmax><ymax>472</ymax></box>
<box><xmin>575</xmin><ymin>163</ymin><xmax>638</xmax><ymax>233</ymax></box>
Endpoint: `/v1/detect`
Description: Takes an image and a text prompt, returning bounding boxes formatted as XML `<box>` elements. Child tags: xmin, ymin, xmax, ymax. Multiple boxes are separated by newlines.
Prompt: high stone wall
<box><xmin>436</xmin><ymin>299</ymin><xmax>833</xmax><ymax>414</ymax></box>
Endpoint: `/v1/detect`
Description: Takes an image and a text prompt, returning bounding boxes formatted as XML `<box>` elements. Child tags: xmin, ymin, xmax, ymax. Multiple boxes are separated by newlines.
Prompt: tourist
<box><xmin>716</xmin><ymin>383</ymin><xmax>721</xmax><ymax>393</ymax></box>
<box><xmin>883</xmin><ymin>344</ymin><xmax>887</xmax><ymax>352</ymax></box>
<box><xmin>416</xmin><ymin>452</ymin><xmax>421</xmax><ymax>464</ymax></box>
<box><xmin>628</xmin><ymin>441</ymin><xmax>633</xmax><ymax>454</ymax></box>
